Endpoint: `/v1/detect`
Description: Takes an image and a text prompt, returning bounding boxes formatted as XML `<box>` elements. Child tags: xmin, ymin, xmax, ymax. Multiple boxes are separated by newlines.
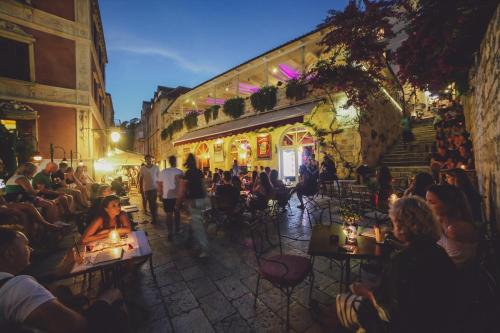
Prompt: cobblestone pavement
<box><xmin>56</xmin><ymin>188</ymin><xmax>351</xmax><ymax>332</ymax></box>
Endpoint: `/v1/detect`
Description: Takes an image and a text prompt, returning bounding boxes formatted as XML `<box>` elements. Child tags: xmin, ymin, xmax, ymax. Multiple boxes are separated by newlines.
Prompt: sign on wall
<box><xmin>213</xmin><ymin>143</ymin><xmax>224</xmax><ymax>162</ymax></box>
<box><xmin>257</xmin><ymin>134</ymin><xmax>271</xmax><ymax>159</ymax></box>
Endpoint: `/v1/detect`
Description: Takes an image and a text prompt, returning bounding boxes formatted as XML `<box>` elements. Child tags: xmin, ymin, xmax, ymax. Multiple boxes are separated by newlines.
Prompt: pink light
<box><xmin>278</xmin><ymin>64</ymin><xmax>300</xmax><ymax>80</ymax></box>
<box><xmin>205</xmin><ymin>98</ymin><xmax>225</xmax><ymax>105</ymax></box>
<box><xmin>239</xmin><ymin>83</ymin><xmax>260</xmax><ymax>93</ymax></box>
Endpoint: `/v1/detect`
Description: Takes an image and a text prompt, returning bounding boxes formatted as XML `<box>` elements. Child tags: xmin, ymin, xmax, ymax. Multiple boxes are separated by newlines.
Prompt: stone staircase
<box><xmin>380</xmin><ymin>118</ymin><xmax>434</xmax><ymax>179</ymax></box>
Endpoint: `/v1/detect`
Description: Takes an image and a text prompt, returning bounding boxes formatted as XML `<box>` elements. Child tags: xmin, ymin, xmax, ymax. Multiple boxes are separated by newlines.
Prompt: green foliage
<box><xmin>204</xmin><ymin>108</ymin><xmax>212</xmax><ymax>123</ymax></box>
<box><xmin>285</xmin><ymin>78</ymin><xmax>309</xmax><ymax>101</ymax></box>
<box><xmin>211</xmin><ymin>105</ymin><xmax>220</xmax><ymax>120</ymax></box>
<box><xmin>184</xmin><ymin>112</ymin><xmax>198</xmax><ymax>130</ymax></box>
<box><xmin>250</xmin><ymin>86</ymin><xmax>278</xmax><ymax>112</ymax></box>
<box><xmin>162</xmin><ymin>118</ymin><xmax>185</xmax><ymax>141</ymax></box>
<box><xmin>223</xmin><ymin>97</ymin><xmax>245</xmax><ymax>119</ymax></box>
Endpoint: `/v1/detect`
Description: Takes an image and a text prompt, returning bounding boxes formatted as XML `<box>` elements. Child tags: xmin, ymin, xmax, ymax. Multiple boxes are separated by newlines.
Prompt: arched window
<box><xmin>281</xmin><ymin>126</ymin><xmax>314</xmax><ymax>147</ymax></box>
<box><xmin>195</xmin><ymin>143</ymin><xmax>210</xmax><ymax>170</ymax></box>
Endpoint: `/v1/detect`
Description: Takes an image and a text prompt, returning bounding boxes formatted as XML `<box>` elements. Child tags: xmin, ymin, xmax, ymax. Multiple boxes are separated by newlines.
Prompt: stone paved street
<box><xmin>54</xmin><ymin>188</ymin><xmax>355</xmax><ymax>333</ymax></box>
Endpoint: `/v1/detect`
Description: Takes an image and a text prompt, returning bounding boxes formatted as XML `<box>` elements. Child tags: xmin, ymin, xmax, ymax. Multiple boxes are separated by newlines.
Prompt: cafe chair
<box><xmin>246</xmin><ymin>220</ymin><xmax>314</xmax><ymax>331</ymax></box>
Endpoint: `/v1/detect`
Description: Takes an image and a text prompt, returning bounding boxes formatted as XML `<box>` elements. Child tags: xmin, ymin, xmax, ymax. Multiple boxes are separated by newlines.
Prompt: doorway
<box><xmin>279</xmin><ymin>126</ymin><xmax>315</xmax><ymax>182</ymax></box>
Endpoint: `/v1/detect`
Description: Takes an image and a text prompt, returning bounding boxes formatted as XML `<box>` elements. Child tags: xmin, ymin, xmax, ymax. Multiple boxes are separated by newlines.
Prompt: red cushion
<box><xmin>259</xmin><ymin>254</ymin><xmax>312</xmax><ymax>287</ymax></box>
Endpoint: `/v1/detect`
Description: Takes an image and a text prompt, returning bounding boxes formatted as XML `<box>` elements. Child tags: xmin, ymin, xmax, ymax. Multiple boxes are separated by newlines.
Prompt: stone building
<box><xmin>0</xmin><ymin>0</ymin><xmax>113</xmax><ymax>167</ymax></box>
<box><xmin>463</xmin><ymin>3</ymin><xmax>500</xmax><ymax>229</ymax></box>
<box><xmin>158</xmin><ymin>28</ymin><xmax>402</xmax><ymax>180</ymax></box>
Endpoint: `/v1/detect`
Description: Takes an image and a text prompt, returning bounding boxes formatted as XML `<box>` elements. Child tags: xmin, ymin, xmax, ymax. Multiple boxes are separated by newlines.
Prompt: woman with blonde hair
<box><xmin>312</xmin><ymin>196</ymin><xmax>457</xmax><ymax>333</ymax></box>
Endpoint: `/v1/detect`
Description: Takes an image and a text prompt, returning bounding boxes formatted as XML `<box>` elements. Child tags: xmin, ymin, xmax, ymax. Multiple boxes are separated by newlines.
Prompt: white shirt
<box><xmin>158</xmin><ymin>168</ymin><xmax>183</xmax><ymax>199</ymax></box>
<box><xmin>0</xmin><ymin>272</ymin><xmax>55</xmax><ymax>325</ymax></box>
<box><xmin>140</xmin><ymin>165</ymin><xmax>159</xmax><ymax>191</ymax></box>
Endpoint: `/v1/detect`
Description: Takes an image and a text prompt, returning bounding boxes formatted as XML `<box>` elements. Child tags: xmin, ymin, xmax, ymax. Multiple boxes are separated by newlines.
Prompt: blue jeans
<box><xmin>188</xmin><ymin>198</ymin><xmax>209</xmax><ymax>251</ymax></box>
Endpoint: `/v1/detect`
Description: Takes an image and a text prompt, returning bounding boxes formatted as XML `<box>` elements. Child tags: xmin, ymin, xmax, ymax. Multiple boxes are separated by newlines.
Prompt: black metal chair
<box><xmin>246</xmin><ymin>219</ymin><xmax>313</xmax><ymax>331</ymax></box>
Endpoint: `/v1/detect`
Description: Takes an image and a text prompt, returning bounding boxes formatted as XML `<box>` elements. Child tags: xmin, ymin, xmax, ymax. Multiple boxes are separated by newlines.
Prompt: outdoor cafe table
<box><xmin>308</xmin><ymin>224</ymin><xmax>389</xmax><ymax>292</ymax></box>
<box><xmin>27</xmin><ymin>231</ymin><xmax>155</xmax><ymax>287</ymax></box>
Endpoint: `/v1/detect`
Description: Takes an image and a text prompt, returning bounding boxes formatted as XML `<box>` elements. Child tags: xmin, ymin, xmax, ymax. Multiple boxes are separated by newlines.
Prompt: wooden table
<box><xmin>27</xmin><ymin>231</ymin><xmax>155</xmax><ymax>287</ymax></box>
<box><xmin>308</xmin><ymin>224</ymin><xmax>389</xmax><ymax>292</ymax></box>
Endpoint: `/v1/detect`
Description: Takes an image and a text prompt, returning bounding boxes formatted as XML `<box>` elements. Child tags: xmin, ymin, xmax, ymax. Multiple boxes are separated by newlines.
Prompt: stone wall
<box><xmin>359</xmin><ymin>97</ymin><xmax>402</xmax><ymax>167</ymax></box>
<box><xmin>462</xmin><ymin>4</ymin><xmax>500</xmax><ymax>229</ymax></box>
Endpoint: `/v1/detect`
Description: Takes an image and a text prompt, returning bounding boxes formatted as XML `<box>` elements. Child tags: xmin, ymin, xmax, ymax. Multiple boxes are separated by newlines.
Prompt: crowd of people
<box><xmin>431</xmin><ymin>100</ymin><xmax>475</xmax><ymax>180</ymax></box>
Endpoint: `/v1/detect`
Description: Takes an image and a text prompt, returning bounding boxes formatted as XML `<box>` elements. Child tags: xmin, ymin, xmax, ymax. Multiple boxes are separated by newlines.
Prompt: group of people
<box><xmin>431</xmin><ymin>100</ymin><xmax>475</xmax><ymax>179</ymax></box>
<box><xmin>0</xmin><ymin>161</ymin><xmax>97</xmax><ymax>244</ymax></box>
<box><xmin>315</xmin><ymin>167</ymin><xmax>483</xmax><ymax>332</ymax></box>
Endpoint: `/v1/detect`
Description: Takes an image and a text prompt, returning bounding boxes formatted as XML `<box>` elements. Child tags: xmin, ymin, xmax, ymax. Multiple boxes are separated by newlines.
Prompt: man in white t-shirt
<box><xmin>157</xmin><ymin>155</ymin><xmax>183</xmax><ymax>241</ymax></box>
<box><xmin>139</xmin><ymin>155</ymin><xmax>160</xmax><ymax>224</ymax></box>
<box><xmin>0</xmin><ymin>229</ymin><xmax>126</xmax><ymax>332</ymax></box>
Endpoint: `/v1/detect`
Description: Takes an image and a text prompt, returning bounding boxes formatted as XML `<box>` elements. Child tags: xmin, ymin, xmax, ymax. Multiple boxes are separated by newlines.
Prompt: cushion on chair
<box><xmin>259</xmin><ymin>254</ymin><xmax>311</xmax><ymax>287</ymax></box>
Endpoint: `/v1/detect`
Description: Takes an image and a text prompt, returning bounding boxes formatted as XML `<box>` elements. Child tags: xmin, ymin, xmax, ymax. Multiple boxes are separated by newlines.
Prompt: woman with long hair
<box><xmin>404</xmin><ymin>172</ymin><xmax>434</xmax><ymax>199</ymax></box>
<box><xmin>426</xmin><ymin>184</ymin><xmax>478</xmax><ymax>268</ymax></box>
<box><xmin>175</xmin><ymin>154</ymin><xmax>209</xmax><ymax>258</ymax></box>
<box><xmin>312</xmin><ymin>196</ymin><xmax>456</xmax><ymax>332</ymax></box>
<box><xmin>81</xmin><ymin>195</ymin><xmax>131</xmax><ymax>244</ymax></box>
<box><xmin>444</xmin><ymin>168</ymin><xmax>482</xmax><ymax>221</ymax></box>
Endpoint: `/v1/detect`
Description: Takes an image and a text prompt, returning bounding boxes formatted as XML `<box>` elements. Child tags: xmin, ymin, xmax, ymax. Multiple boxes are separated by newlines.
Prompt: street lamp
<box><xmin>50</xmin><ymin>144</ymin><xmax>67</xmax><ymax>162</ymax></box>
<box><xmin>110</xmin><ymin>131</ymin><xmax>121</xmax><ymax>143</ymax></box>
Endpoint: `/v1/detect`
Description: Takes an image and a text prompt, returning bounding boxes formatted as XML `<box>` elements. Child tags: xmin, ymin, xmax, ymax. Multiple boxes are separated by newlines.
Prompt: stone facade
<box><xmin>462</xmin><ymin>4</ymin><xmax>500</xmax><ymax>229</ymax></box>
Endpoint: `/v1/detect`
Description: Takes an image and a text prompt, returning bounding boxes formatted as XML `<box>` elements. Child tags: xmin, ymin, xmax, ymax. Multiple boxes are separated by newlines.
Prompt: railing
<box><xmin>164</xmin><ymin>84</ymin><xmax>326</xmax><ymax>142</ymax></box>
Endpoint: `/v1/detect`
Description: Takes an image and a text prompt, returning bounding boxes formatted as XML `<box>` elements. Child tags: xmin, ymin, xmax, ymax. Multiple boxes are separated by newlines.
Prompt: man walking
<box><xmin>157</xmin><ymin>156</ymin><xmax>183</xmax><ymax>241</ymax></box>
<box><xmin>139</xmin><ymin>155</ymin><xmax>159</xmax><ymax>224</ymax></box>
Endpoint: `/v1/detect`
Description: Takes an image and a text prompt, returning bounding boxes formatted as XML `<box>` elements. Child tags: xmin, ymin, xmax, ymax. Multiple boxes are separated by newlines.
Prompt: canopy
<box><xmin>94</xmin><ymin>148</ymin><xmax>144</xmax><ymax>174</ymax></box>
<box><xmin>173</xmin><ymin>101</ymin><xmax>318</xmax><ymax>146</ymax></box>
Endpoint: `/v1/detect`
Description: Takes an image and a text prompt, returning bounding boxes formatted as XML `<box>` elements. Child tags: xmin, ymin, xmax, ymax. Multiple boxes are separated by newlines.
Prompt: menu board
<box><xmin>257</xmin><ymin>134</ymin><xmax>271</xmax><ymax>159</ymax></box>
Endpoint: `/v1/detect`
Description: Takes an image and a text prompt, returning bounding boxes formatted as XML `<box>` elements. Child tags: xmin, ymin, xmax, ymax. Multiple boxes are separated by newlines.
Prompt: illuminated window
<box><xmin>281</xmin><ymin>126</ymin><xmax>314</xmax><ymax>147</ymax></box>
<box><xmin>230</xmin><ymin>138</ymin><xmax>251</xmax><ymax>166</ymax></box>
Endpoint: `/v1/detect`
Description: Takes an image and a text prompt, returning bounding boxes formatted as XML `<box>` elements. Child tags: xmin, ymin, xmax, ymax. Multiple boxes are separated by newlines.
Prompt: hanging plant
<box><xmin>204</xmin><ymin>108</ymin><xmax>211</xmax><ymax>123</ymax></box>
<box><xmin>161</xmin><ymin>128</ymin><xmax>168</xmax><ymax>140</ymax></box>
<box><xmin>250</xmin><ymin>85</ymin><xmax>277</xmax><ymax>112</ymax></box>
<box><xmin>184</xmin><ymin>112</ymin><xmax>198</xmax><ymax>130</ymax></box>
<box><xmin>211</xmin><ymin>105</ymin><xmax>220</xmax><ymax>120</ymax></box>
<box><xmin>285</xmin><ymin>78</ymin><xmax>309</xmax><ymax>101</ymax></box>
<box><xmin>223</xmin><ymin>97</ymin><xmax>245</xmax><ymax>119</ymax></box>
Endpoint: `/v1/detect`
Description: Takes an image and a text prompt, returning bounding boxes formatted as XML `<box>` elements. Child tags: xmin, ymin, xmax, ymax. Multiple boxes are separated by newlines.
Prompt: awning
<box><xmin>173</xmin><ymin>101</ymin><xmax>318</xmax><ymax>146</ymax></box>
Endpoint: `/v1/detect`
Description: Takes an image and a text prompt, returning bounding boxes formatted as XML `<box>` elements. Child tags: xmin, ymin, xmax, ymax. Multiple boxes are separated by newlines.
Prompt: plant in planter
<box><xmin>250</xmin><ymin>85</ymin><xmax>277</xmax><ymax>112</ymax></box>
<box><xmin>285</xmin><ymin>78</ymin><xmax>309</xmax><ymax>101</ymax></box>
<box><xmin>184</xmin><ymin>112</ymin><xmax>198</xmax><ymax>130</ymax></box>
<box><xmin>223</xmin><ymin>97</ymin><xmax>245</xmax><ymax>119</ymax></box>
<box><xmin>211</xmin><ymin>105</ymin><xmax>220</xmax><ymax>120</ymax></box>
<box><xmin>204</xmin><ymin>108</ymin><xmax>212</xmax><ymax>123</ymax></box>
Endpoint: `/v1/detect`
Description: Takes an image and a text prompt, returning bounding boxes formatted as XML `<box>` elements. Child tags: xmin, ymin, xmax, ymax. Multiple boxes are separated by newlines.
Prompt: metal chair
<box><xmin>246</xmin><ymin>219</ymin><xmax>313</xmax><ymax>331</ymax></box>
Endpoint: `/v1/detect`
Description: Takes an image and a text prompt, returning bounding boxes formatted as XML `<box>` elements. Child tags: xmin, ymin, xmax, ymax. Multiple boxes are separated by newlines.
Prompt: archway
<box><xmin>195</xmin><ymin>143</ymin><xmax>210</xmax><ymax>171</ymax></box>
<box><xmin>279</xmin><ymin>126</ymin><xmax>315</xmax><ymax>181</ymax></box>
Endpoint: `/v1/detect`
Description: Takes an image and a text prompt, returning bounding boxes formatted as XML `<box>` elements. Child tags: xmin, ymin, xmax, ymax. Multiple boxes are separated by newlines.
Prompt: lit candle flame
<box><xmin>389</xmin><ymin>194</ymin><xmax>399</xmax><ymax>205</ymax></box>
<box><xmin>109</xmin><ymin>230</ymin><xmax>119</xmax><ymax>243</ymax></box>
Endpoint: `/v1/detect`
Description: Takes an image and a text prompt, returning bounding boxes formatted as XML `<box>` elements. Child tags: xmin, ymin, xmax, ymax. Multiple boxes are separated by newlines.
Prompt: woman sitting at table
<box><xmin>81</xmin><ymin>195</ymin><xmax>131</xmax><ymax>244</ymax></box>
<box><xmin>248</xmin><ymin>172</ymin><xmax>273</xmax><ymax>211</ymax></box>
<box><xmin>312</xmin><ymin>196</ymin><xmax>458</xmax><ymax>332</ymax></box>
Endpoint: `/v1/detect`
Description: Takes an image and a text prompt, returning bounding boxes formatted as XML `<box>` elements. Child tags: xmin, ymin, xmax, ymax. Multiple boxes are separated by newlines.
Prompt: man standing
<box><xmin>157</xmin><ymin>156</ymin><xmax>183</xmax><ymax>241</ymax></box>
<box><xmin>139</xmin><ymin>155</ymin><xmax>159</xmax><ymax>224</ymax></box>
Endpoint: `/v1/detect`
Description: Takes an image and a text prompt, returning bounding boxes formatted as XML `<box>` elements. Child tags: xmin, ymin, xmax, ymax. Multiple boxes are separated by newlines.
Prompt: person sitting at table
<box><xmin>248</xmin><ymin>172</ymin><xmax>273</xmax><ymax>211</ymax></box>
<box><xmin>296</xmin><ymin>157</ymin><xmax>318</xmax><ymax>209</ymax></box>
<box><xmin>375</xmin><ymin>166</ymin><xmax>393</xmax><ymax>210</ymax></box>
<box><xmin>33</xmin><ymin>162</ymin><xmax>73</xmax><ymax>216</ymax></box>
<box><xmin>403</xmin><ymin>172</ymin><xmax>434</xmax><ymax>199</ymax></box>
<box><xmin>5</xmin><ymin>163</ymin><xmax>61</xmax><ymax>222</ymax></box>
<box><xmin>231</xmin><ymin>175</ymin><xmax>242</xmax><ymax>190</ymax></box>
<box><xmin>110</xmin><ymin>177</ymin><xmax>127</xmax><ymax>197</ymax></box>
<box><xmin>249</xmin><ymin>171</ymin><xmax>259</xmax><ymax>192</ymax></box>
<box><xmin>444</xmin><ymin>168</ymin><xmax>482</xmax><ymax>222</ymax></box>
<box><xmin>215</xmin><ymin>172</ymin><xmax>242</xmax><ymax>214</ymax></box>
<box><xmin>311</xmin><ymin>196</ymin><xmax>457</xmax><ymax>333</ymax></box>
<box><xmin>210</xmin><ymin>172</ymin><xmax>221</xmax><ymax>194</ymax></box>
<box><xmin>87</xmin><ymin>184</ymin><xmax>113</xmax><ymax>224</ymax></box>
<box><xmin>270</xmin><ymin>169</ymin><xmax>288</xmax><ymax>209</ymax></box>
<box><xmin>426</xmin><ymin>184</ymin><xmax>478</xmax><ymax>269</ymax></box>
<box><xmin>0</xmin><ymin>228</ymin><xmax>130</xmax><ymax>333</ymax></box>
<box><xmin>80</xmin><ymin>195</ymin><xmax>131</xmax><ymax>245</ymax></box>
<box><xmin>65</xmin><ymin>167</ymin><xmax>90</xmax><ymax>206</ymax></box>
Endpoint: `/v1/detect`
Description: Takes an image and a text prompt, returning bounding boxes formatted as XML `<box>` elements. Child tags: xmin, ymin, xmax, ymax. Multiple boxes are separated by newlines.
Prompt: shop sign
<box><xmin>213</xmin><ymin>143</ymin><xmax>224</xmax><ymax>162</ymax></box>
<box><xmin>257</xmin><ymin>134</ymin><xmax>271</xmax><ymax>159</ymax></box>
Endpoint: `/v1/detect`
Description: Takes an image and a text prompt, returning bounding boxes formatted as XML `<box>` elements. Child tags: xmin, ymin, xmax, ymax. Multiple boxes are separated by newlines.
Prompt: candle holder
<box><xmin>109</xmin><ymin>229</ymin><xmax>119</xmax><ymax>244</ymax></box>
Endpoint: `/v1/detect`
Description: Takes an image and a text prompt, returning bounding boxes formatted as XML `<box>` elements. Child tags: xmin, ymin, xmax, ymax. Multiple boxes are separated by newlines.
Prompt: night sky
<box><xmin>100</xmin><ymin>0</ymin><xmax>348</xmax><ymax>122</ymax></box>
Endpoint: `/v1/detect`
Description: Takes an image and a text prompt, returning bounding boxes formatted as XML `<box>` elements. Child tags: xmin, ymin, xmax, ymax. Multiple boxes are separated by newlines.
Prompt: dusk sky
<box><xmin>100</xmin><ymin>0</ymin><xmax>348</xmax><ymax>122</ymax></box>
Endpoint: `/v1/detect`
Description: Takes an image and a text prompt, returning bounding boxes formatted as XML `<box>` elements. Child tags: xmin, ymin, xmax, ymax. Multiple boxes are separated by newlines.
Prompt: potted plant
<box><xmin>204</xmin><ymin>108</ymin><xmax>212</xmax><ymax>123</ymax></box>
<box><xmin>211</xmin><ymin>105</ymin><xmax>220</xmax><ymax>120</ymax></box>
<box><xmin>250</xmin><ymin>85</ymin><xmax>277</xmax><ymax>112</ymax></box>
<box><xmin>223</xmin><ymin>97</ymin><xmax>245</xmax><ymax>119</ymax></box>
<box><xmin>285</xmin><ymin>78</ymin><xmax>309</xmax><ymax>101</ymax></box>
<box><xmin>184</xmin><ymin>112</ymin><xmax>198</xmax><ymax>130</ymax></box>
